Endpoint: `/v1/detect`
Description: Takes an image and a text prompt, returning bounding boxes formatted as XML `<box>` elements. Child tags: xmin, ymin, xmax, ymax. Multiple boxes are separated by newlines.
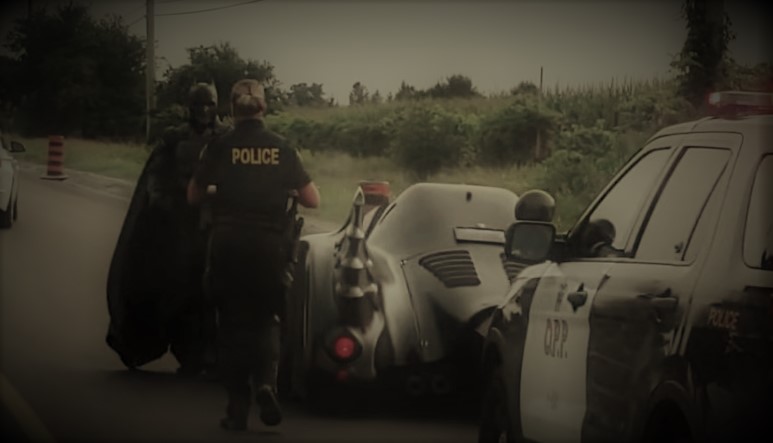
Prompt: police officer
<box><xmin>187</xmin><ymin>79</ymin><xmax>320</xmax><ymax>431</ymax></box>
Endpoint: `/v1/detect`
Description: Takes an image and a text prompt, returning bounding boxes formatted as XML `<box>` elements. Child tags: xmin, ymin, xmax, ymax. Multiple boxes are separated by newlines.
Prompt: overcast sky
<box><xmin>1</xmin><ymin>0</ymin><xmax>770</xmax><ymax>105</ymax></box>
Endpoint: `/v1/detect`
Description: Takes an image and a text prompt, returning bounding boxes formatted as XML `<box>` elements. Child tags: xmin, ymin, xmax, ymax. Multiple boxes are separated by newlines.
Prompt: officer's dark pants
<box><xmin>208</xmin><ymin>223</ymin><xmax>285</xmax><ymax>420</ymax></box>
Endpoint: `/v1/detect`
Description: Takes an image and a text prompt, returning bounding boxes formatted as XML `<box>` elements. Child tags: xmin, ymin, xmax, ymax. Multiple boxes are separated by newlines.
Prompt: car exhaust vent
<box><xmin>501</xmin><ymin>253</ymin><xmax>528</xmax><ymax>282</ymax></box>
<box><xmin>420</xmin><ymin>250</ymin><xmax>480</xmax><ymax>288</ymax></box>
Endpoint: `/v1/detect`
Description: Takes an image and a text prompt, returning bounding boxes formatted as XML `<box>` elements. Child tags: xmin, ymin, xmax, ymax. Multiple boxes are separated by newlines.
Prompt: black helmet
<box><xmin>188</xmin><ymin>82</ymin><xmax>218</xmax><ymax>128</ymax></box>
<box><xmin>514</xmin><ymin>189</ymin><xmax>555</xmax><ymax>222</ymax></box>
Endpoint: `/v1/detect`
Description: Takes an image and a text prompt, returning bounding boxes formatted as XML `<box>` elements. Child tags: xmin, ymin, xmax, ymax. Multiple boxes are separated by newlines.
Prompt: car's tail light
<box><xmin>333</xmin><ymin>335</ymin><xmax>357</xmax><ymax>361</ymax></box>
<box><xmin>325</xmin><ymin>329</ymin><xmax>363</xmax><ymax>363</ymax></box>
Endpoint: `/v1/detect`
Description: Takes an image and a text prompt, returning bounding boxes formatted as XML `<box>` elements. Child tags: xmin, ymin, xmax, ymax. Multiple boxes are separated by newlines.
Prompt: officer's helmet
<box><xmin>514</xmin><ymin>189</ymin><xmax>555</xmax><ymax>222</ymax></box>
<box><xmin>188</xmin><ymin>83</ymin><xmax>218</xmax><ymax>127</ymax></box>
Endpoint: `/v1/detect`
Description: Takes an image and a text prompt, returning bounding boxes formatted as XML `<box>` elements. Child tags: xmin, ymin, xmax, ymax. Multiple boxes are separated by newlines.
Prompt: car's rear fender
<box><xmin>397</xmin><ymin>243</ymin><xmax>514</xmax><ymax>363</ymax></box>
<box><xmin>302</xmin><ymin>233</ymin><xmax>339</xmax><ymax>362</ymax></box>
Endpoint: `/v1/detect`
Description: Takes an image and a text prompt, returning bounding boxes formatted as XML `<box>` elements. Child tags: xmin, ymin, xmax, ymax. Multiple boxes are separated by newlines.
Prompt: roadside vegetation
<box><xmin>4</xmin><ymin>1</ymin><xmax>770</xmax><ymax>230</ymax></box>
<box><xmin>11</xmin><ymin>76</ymin><xmax>696</xmax><ymax>230</ymax></box>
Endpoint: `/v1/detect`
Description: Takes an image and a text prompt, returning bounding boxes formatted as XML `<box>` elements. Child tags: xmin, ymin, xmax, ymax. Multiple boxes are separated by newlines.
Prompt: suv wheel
<box><xmin>478</xmin><ymin>362</ymin><xmax>513</xmax><ymax>443</ymax></box>
<box><xmin>0</xmin><ymin>198</ymin><xmax>12</xmax><ymax>228</ymax></box>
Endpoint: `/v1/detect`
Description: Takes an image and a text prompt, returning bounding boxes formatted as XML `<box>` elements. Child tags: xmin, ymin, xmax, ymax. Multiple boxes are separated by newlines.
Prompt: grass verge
<box><xmin>9</xmin><ymin>133</ymin><xmax>620</xmax><ymax>230</ymax></box>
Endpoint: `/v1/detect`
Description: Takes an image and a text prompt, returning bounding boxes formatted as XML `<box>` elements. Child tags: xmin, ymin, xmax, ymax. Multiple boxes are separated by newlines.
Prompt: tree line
<box><xmin>0</xmin><ymin>3</ymin><xmax>485</xmax><ymax>140</ymax></box>
<box><xmin>0</xmin><ymin>1</ymin><xmax>769</xmax><ymax>148</ymax></box>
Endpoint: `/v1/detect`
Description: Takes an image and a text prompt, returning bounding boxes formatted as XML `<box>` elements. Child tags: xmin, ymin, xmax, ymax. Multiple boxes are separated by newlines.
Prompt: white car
<box><xmin>0</xmin><ymin>134</ymin><xmax>25</xmax><ymax>228</ymax></box>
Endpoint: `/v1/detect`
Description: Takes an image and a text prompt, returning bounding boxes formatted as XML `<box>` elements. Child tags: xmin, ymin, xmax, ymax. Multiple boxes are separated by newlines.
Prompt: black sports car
<box><xmin>281</xmin><ymin>181</ymin><xmax>524</xmax><ymax>402</ymax></box>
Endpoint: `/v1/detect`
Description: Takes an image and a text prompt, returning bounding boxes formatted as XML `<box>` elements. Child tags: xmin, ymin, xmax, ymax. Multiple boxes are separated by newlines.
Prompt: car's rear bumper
<box><xmin>311</xmin><ymin>355</ymin><xmax>483</xmax><ymax>398</ymax></box>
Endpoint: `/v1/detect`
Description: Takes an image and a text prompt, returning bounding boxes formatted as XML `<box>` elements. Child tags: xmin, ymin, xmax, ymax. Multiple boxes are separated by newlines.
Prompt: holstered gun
<box><xmin>282</xmin><ymin>191</ymin><xmax>305</xmax><ymax>289</ymax></box>
<box><xmin>278</xmin><ymin>192</ymin><xmax>304</xmax><ymax>324</ymax></box>
<box><xmin>198</xmin><ymin>184</ymin><xmax>217</xmax><ymax>231</ymax></box>
<box><xmin>200</xmin><ymin>184</ymin><xmax>218</xmax><ymax>304</ymax></box>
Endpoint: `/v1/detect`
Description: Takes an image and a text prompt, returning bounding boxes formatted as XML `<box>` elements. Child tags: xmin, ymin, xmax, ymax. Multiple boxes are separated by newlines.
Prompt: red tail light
<box><xmin>333</xmin><ymin>335</ymin><xmax>357</xmax><ymax>360</ymax></box>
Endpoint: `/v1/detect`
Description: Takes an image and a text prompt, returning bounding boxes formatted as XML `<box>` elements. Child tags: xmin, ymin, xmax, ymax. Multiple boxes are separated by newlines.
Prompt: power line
<box><xmin>126</xmin><ymin>0</ymin><xmax>265</xmax><ymax>28</ymax></box>
<box><xmin>127</xmin><ymin>15</ymin><xmax>145</xmax><ymax>27</ymax></box>
<box><xmin>125</xmin><ymin>4</ymin><xmax>147</xmax><ymax>18</ymax></box>
<box><xmin>155</xmin><ymin>0</ymin><xmax>264</xmax><ymax>17</ymax></box>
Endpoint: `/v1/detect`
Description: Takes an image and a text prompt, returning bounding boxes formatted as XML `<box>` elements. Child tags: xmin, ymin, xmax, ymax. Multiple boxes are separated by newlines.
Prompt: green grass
<box><xmin>12</xmin><ymin>135</ymin><xmax>149</xmax><ymax>182</ymax></box>
<box><xmin>297</xmin><ymin>149</ymin><xmax>561</xmax><ymax>224</ymax></box>
<box><xmin>297</xmin><ymin>149</ymin><xmax>410</xmax><ymax>222</ymax></box>
<box><xmin>11</xmin><ymin>133</ymin><xmax>559</xmax><ymax>225</ymax></box>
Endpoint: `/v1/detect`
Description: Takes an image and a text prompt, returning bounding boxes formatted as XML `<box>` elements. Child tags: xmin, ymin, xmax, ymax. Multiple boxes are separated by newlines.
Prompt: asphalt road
<box><xmin>0</xmin><ymin>166</ymin><xmax>480</xmax><ymax>443</ymax></box>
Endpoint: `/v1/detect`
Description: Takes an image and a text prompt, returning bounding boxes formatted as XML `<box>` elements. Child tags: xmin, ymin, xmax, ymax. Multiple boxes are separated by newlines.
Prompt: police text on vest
<box><xmin>232</xmin><ymin>147</ymin><xmax>280</xmax><ymax>165</ymax></box>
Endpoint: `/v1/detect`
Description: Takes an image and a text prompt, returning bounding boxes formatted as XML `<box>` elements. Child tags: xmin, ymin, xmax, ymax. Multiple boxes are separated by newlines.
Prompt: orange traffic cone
<box><xmin>40</xmin><ymin>135</ymin><xmax>69</xmax><ymax>180</ymax></box>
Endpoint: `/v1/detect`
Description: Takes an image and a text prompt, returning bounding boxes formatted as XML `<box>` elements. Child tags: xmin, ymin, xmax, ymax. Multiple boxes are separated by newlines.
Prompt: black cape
<box><xmin>106</xmin><ymin>123</ymin><xmax>227</xmax><ymax>369</ymax></box>
<box><xmin>106</xmin><ymin>145</ymin><xmax>179</xmax><ymax>368</ymax></box>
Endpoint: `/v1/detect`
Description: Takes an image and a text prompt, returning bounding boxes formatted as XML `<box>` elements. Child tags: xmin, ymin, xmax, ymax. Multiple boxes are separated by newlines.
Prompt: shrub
<box><xmin>388</xmin><ymin>103</ymin><xmax>472</xmax><ymax>179</ymax></box>
<box><xmin>477</xmin><ymin>96</ymin><xmax>559</xmax><ymax>166</ymax></box>
<box><xmin>536</xmin><ymin>125</ymin><xmax>650</xmax><ymax>228</ymax></box>
<box><xmin>334</xmin><ymin>116</ymin><xmax>391</xmax><ymax>157</ymax></box>
<box><xmin>537</xmin><ymin>121</ymin><xmax>618</xmax><ymax>197</ymax></box>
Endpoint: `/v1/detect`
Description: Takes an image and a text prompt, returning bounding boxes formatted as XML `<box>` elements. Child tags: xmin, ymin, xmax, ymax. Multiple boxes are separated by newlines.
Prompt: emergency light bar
<box><xmin>707</xmin><ymin>91</ymin><xmax>773</xmax><ymax>117</ymax></box>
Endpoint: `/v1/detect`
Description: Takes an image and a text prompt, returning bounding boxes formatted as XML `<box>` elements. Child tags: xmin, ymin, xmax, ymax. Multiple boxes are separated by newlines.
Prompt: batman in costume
<box><xmin>106</xmin><ymin>83</ymin><xmax>230</xmax><ymax>375</ymax></box>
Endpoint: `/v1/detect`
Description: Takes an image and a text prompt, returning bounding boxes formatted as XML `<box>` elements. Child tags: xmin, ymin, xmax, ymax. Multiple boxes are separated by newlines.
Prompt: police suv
<box><xmin>479</xmin><ymin>91</ymin><xmax>772</xmax><ymax>443</ymax></box>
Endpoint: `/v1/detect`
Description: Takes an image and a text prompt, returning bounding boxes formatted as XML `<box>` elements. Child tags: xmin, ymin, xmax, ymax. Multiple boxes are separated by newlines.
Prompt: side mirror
<box><xmin>504</xmin><ymin>221</ymin><xmax>556</xmax><ymax>264</ymax></box>
<box><xmin>10</xmin><ymin>141</ymin><xmax>26</xmax><ymax>153</ymax></box>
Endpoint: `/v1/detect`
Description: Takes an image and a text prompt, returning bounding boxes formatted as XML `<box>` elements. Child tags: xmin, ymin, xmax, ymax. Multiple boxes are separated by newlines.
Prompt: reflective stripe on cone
<box><xmin>40</xmin><ymin>135</ymin><xmax>69</xmax><ymax>180</ymax></box>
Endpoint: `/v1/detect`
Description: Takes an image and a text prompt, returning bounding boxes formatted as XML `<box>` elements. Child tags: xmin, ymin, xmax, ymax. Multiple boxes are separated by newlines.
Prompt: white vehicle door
<box><xmin>519</xmin><ymin>137</ymin><xmax>681</xmax><ymax>443</ymax></box>
<box><xmin>519</xmin><ymin>261</ymin><xmax>612</xmax><ymax>443</ymax></box>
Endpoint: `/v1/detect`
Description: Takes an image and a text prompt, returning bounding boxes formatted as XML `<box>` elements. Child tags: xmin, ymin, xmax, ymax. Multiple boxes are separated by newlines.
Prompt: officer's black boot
<box><xmin>256</xmin><ymin>384</ymin><xmax>282</xmax><ymax>426</ymax></box>
<box><xmin>219</xmin><ymin>416</ymin><xmax>247</xmax><ymax>431</ymax></box>
<box><xmin>220</xmin><ymin>392</ymin><xmax>249</xmax><ymax>431</ymax></box>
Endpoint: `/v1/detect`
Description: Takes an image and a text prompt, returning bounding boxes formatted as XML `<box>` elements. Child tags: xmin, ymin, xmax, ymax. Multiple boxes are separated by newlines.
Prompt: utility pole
<box><xmin>145</xmin><ymin>0</ymin><xmax>155</xmax><ymax>142</ymax></box>
<box><xmin>535</xmin><ymin>66</ymin><xmax>543</xmax><ymax>161</ymax></box>
<box><xmin>706</xmin><ymin>0</ymin><xmax>724</xmax><ymax>98</ymax></box>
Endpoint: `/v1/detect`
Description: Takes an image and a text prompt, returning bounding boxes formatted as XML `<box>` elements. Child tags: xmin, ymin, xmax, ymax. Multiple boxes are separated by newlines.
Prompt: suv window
<box><xmin>744</xmin><ymin>155</ymin><xmax>773</xmax><ymax>270</ymax></box>
<box><xmin>576</xmin><ymin>148</ymin><xmax>671</xmax><ymax>258</ymax></box>
<box><xmin>636</xmin><ymin>147</ymin><xmax>730</xmax><ymax>262</ymax></box>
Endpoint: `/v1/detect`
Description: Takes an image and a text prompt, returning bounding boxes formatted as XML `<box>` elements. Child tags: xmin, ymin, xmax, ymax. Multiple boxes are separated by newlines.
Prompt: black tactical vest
<box><xmin>206</xmin><ymin>120</ymin><xmax>301</xmax><ymax>228</ymax></box>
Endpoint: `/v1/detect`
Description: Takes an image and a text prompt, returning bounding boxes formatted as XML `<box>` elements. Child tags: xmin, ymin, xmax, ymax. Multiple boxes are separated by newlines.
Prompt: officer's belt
<box><xmin>213</xmin><ymin>214</ymin><xmax>286</xmax><ymax>232</ymax></box>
